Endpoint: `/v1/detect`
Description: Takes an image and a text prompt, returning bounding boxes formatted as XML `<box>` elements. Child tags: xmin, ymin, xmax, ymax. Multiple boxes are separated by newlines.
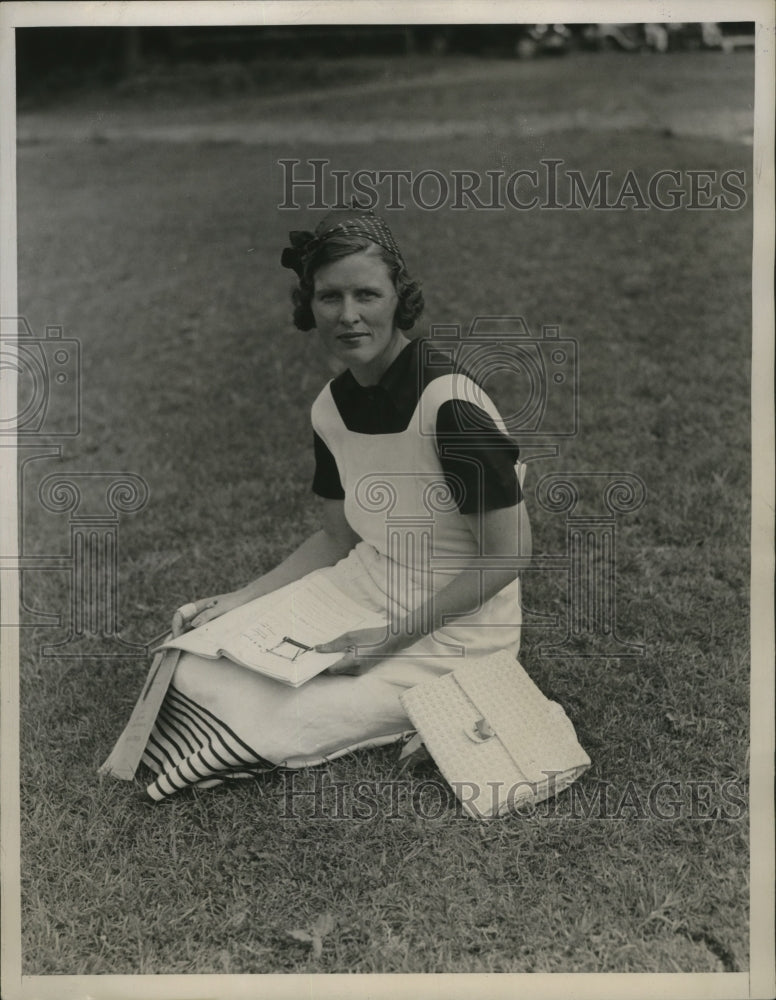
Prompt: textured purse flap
<box><xmin>450</xmin><ymin>652</ymin><xmax>590</xmax><ymax>785</ymax></box>
<box><xmin>401</xmin><ymin>666</ymin><xmax>533</xmax><ymax>818</ymax></box>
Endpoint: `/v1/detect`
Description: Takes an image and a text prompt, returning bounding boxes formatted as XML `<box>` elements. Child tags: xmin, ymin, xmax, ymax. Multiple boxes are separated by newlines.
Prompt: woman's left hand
<box><xmin>316</xmin><ymin>627</ymin><xmax>409</xmax><ymax>676</ymax></box>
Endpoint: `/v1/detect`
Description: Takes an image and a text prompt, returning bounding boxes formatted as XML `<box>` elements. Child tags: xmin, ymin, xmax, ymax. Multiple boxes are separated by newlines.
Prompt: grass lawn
<box><xmin>14</xmin><ymin>52</ymin><xmax>752</xmax><ymax>975</ymax></box>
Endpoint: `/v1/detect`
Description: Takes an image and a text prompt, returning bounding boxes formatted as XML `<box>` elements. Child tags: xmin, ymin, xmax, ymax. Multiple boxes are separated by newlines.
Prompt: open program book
<box><xmin>157</xmin><ymin>573</ymin><xmax>387</xmax><ymax>687</ymax></box>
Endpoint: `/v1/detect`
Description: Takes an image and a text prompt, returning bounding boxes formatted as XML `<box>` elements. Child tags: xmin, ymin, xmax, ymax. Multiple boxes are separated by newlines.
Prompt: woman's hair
<box><xmin>291</xmin><ymin>234</ymin><xmax>424</xmax><ymax>332</ymax></box>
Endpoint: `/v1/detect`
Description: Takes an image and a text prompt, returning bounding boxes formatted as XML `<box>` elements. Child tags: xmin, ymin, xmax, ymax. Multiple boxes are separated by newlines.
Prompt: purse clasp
<box><xmin>466</xmin><ymin>717</ymin><xmax>496</xmax><ymax>743</ymax></box>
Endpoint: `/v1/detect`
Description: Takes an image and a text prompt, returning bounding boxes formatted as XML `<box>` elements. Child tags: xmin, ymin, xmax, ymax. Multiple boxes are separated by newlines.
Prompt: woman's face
<box><xmin>311</xmin><ymin>249</ymin><xmax>404</xmax><ymax>385</ymax></box>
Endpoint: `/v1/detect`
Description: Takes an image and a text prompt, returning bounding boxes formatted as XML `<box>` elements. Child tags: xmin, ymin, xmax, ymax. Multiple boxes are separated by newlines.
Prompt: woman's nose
<box><xmin>340</xmin><ymin>295</ymin><xmax>361</xmax><ymax>325</ymax></box>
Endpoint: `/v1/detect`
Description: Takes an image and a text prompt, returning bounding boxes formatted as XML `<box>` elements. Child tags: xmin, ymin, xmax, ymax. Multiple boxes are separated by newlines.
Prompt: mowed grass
<box><xmin>15</xmin><ymin>53</ymin><xmax>752</xmax><ymax>974</ymax></box>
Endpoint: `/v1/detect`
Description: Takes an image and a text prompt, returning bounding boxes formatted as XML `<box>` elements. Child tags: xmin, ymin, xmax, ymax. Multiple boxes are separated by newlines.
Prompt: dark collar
<box><xmin>330</xmin><ymin>338</ymin><xmax>424</xmax><ymax>433</ymax></box>
<box><xmin>374</xmin><ymin>337</ymin><xmax>422</xmax><ymax>412</ymax></box>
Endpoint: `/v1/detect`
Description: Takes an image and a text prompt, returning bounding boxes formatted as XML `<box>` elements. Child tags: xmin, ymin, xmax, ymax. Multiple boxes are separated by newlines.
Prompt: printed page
<box><xmin>159</xmin><ymin>572</ymin><xmax>386</xmax><ymax>684</ymax></box>
<box><xmin>157</xmin><ymin>584</ymin><xmax>289</xmax><ymax>659</ymax></box>
<box><xmin>225</xmin><ymin>574</ymin><xmax>386</xmax><ymax>684</ymax></box>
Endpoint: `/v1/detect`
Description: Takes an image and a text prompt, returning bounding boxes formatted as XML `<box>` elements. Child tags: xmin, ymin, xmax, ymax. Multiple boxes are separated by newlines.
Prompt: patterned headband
<box><xmin>280</xmin><ymin>210</ymin><xmax>404</xmax><ymax>278</ymax></box>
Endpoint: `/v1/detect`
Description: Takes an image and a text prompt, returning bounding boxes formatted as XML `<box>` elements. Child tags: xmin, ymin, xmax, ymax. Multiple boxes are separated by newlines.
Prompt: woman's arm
<box><xmin>175</xmin><ymin>500</ymin><xmax>359</xmax><ymax>633</ymax></box>
<box><xmin>236</xmin><ymin>500</ymin><xmax>359</xmax><ymax>603</ymax></box>
<box><xmin>320</xmin><ymin>501</ymin><xmax>532</xmax><ymax>672</ymax></box>
<box><xmin>414</xmin><ymin>499</ymin><xmax>532</xmax><ymax>635</ymax></box>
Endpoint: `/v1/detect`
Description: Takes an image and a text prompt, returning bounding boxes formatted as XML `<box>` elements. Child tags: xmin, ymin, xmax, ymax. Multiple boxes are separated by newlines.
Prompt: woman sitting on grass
<box><xmin>139</xmin><ymin>208</ymin><xmax>531</xmax><ymax>801</ymax></box>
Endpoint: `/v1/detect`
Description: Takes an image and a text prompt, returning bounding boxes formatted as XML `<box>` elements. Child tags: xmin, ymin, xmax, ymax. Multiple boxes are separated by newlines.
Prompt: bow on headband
<box><xmin>280</xmin><ymin>210</ymin><xmax>404</xmax><ymax>278</ymax></box>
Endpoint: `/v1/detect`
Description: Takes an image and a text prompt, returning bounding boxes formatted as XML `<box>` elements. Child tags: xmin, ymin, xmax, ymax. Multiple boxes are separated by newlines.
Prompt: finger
<box><xmin>189</xmin><ymin>599</ymin><xmax>219</xmax><ymax>629</ymax></box>
<box><xmin>173</xmin><ymin>602</ymin><xmax>198</xmax><ymax>635</ymax></box>
<box><xmin>315</xmin><ymin>634</ymin><xmax>352</xmax><ymax>654</ymax></box>
<box><xmin>191</xmin><ymin>610</ymin><xmax>215</xmax><ymax>628</ymax></box>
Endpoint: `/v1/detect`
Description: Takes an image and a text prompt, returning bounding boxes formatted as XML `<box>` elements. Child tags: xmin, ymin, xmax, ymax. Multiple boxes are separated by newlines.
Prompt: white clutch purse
<box><xmin>400</xmin><ymin>649</ymin><xmax>590</xmax><ymax>820</ymax></box>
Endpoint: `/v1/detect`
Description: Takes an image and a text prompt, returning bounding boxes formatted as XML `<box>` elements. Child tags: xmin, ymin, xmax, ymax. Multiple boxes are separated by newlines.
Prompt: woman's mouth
<box><xmin>337</xmin><ymin>332</ymin><xmax>369</xmax><ymax>345</ymax></box>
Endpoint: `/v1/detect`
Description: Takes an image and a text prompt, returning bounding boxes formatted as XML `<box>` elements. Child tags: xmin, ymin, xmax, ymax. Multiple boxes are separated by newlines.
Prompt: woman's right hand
<box><xmin>170</xmin><ymin>591</ymin><xmax>247</xmax><ymax>638</ymax></box>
